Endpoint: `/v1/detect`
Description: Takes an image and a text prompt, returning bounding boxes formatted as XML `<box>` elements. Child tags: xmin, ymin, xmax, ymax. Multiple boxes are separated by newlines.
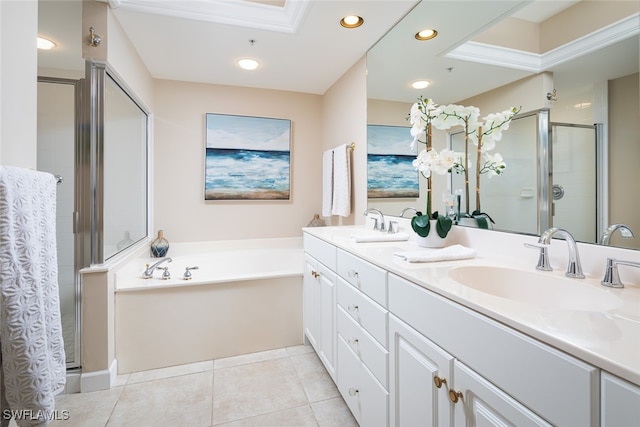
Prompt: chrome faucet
<box><xmin>399</xmin><ymin>207</ymin><xmax>418</xmax><ymax>218</ymax></box>
<box><xmin>363</xmin><ymin>208</ymin><xmax>385</xmax><ymax>231</ymax></box>
<box><xmin>538</xmin><ymin>228</ymin><xmax>585</xmax><ymax>279</ymax></box>
<box><xmin>143</xmin><ymin>257</ymin><xmax>173</xmax><ymax>279</ymax></box>
<box><xmin>601</xmin><ymin>258</ymin><xmax>640</xmax><ymax>288</ymax></box>
<box><xmin>600</xmin><ymin>224</ymin><xmax>635</xmax><ymax>245</ymax></box>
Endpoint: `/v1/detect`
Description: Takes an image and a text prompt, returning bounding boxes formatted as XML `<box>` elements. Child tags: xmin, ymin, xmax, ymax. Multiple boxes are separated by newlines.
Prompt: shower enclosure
<box><xmin>37</xmin><ymin>63</ymin><xmax>149</xmax><ymax>370</ymax></box>
<box><xmin>450</xmin><ymin>109</ymin><xmax>600</xmax><ymax>241</ymax></box>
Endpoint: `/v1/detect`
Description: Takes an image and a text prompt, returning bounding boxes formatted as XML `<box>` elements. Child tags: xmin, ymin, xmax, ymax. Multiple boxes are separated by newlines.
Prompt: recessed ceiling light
<box><xmin>238</xmin><ymin>58</ymin><xmax>260</xmax><ymax>70</ymax></box>
<box><xmin>411</xmin><ymin>80</ymin><xmax>430</xmax><ymax>89</ymax></box>
<box><xmin>37</xmin><ymin>36</ymin><xmax>56</xmax><ymax>50</ymax></box>
<box><xmin>340</xmin><ymin>15</ymin><xmax>364</xmax><ymax>28</ymax></box>
<box><xmin>415</xmin><ymin>29</ymin><xmax>438</xmax><ymax>41</ymax></box>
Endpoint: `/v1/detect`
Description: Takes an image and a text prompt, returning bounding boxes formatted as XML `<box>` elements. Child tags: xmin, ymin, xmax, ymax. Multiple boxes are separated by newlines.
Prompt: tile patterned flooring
<box><xmin>24</xmin><ymin>345</ymin><xmax>358</xmax><ymax>427</ymax></box>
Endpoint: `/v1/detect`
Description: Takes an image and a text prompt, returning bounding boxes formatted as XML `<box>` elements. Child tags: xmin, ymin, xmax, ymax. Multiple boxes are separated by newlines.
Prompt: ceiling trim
<box><xmin>446</xmin><ymin>12</ymin><xmax>639</xmax><ymax>73</ymax></box>
<box><xmin>106</xmin><ymin>0</ymin><xmax>310</xmax><ymax>33</ymax></box>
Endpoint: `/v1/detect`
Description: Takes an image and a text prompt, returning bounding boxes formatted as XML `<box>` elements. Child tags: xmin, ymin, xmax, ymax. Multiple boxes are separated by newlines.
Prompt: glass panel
<box><xmin>451</xmin><ymin>113</ymin><xmax>539</xmax><ymax>235</ymax></box>
<box><xmin>37</xmin><ymin>80</ymin><xmax>78</xmax><ymax>366</ymax></box>
<box><xmin>551</xmin><ymin>124</ymin><xmax>597</xmax><ymax>243</ymax></box>
<box><xmin>103</xmin><ymin>75</ymin><xmax>147</xmax><ymax>260</ymax></box>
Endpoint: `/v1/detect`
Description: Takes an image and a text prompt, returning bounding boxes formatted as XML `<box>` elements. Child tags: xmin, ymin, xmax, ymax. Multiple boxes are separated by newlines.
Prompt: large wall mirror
<box><xmin>367</xmin><ymin>0</ymin><xmax>639</xmax><ymax>250</ymax></box>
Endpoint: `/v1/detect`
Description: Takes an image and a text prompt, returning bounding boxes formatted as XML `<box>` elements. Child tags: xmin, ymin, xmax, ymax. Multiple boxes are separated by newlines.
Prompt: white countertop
<box><xmin>303</xmin><ymin>225</ymin><xmax>640</xmax><ymax>386</ymax></box>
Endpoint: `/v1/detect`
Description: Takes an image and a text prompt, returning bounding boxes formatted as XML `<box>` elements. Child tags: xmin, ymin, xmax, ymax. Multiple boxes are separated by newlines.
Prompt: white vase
<box><xmin>414</xmin><ymin>219</ymin><xmax>448</xmax><ymax>248</ymax></box>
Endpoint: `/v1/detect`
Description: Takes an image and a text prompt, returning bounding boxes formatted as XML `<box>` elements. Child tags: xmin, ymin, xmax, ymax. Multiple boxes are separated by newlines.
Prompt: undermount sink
<box><xmin>448</xmin><ymin>265</ymin><xmax>622</xmax><ymax>312</ymax></box>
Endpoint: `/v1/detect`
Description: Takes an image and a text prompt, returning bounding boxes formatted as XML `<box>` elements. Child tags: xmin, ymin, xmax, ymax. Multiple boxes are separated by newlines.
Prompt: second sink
<box><xmin>448</xmin><ymin>265</ymin><xmax>621</xmax><ymax>312</ymax></box>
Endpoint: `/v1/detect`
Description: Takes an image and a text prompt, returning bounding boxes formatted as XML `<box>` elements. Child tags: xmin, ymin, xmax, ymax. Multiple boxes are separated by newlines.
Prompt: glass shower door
<box><xmin>37</xmin><ymin>78</ymin><xmax>81</xmax><ymax>368</ymax></box>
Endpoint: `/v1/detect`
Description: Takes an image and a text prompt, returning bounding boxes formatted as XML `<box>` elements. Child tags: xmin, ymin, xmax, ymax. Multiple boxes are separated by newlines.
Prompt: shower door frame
<box><xmin>37</xmin><ymin>76</ymin><xmax>84</xmax><ymax>370</ymax></box>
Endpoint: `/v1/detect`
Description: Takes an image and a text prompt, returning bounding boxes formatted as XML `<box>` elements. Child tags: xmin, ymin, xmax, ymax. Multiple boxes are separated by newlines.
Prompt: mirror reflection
<box><xmin>366</xmin><ymin>0</ymin><xmax>639</xmax><ymax>250</ymax></box>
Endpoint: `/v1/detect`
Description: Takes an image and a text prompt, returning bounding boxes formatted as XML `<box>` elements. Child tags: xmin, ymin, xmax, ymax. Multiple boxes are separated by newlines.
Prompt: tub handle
<box><xmin>183</xmin><ymin>266</ymin><xmax>199</xmax><ymax>280</ymax></box>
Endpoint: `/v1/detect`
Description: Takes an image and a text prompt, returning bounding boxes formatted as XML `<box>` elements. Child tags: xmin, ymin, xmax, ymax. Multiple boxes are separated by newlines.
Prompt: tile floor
<box><xmin>11</xmin><ymin>345</ymin><xmax>357</xmax><ymax>427</ymax></box>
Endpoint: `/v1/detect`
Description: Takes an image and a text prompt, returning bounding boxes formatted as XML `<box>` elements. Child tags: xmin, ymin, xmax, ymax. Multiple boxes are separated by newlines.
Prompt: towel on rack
<box><xmin>331</xmin><ymin>144</ymin><xmax>351</xmax><ymax>217</ymax></box>
<box><xmin>394</xmin><ymin>244</ymin><xmax>477</xmax><ymax>263</ymax></box>
<box><xmin>322</xmin><ymin>149</ymin><xmax>333</xmax><ymax>217</ymax></box>
<box><xmin>0</xmin><ymin>166</ymin><xmax>66</xmax><ymax>426</ymax></box>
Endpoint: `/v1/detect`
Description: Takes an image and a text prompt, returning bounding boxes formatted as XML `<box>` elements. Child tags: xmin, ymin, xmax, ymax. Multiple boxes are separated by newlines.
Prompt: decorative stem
<box><xmin>463</xmin><ymin>117</ymin><xmax>470</xmax><ymax>213</ymax></box>
<box><xmin>475</xmin><ymin>127</ymin><xmax>483</xmax><ymax>212</ymax></box>
<box><xmin>426</xmin><ymin>123</ymin><xmax>432</xmax><ymax>216</ymax></box>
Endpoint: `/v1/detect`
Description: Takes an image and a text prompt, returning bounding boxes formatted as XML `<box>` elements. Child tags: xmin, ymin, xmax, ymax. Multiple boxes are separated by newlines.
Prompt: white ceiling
<box><xmin>37</xmin><ymin>0</ymin><xmax>639</xmax><ymax>104</ymax></box>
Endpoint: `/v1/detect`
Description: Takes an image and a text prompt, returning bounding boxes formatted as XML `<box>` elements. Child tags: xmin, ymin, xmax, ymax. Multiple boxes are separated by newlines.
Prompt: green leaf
<box><xmin>411</xmin><ymin>213</ymin><xmax>431</xmax><ymax>237</ymax></box>
<box><xmin>435</xmin><ymin>216</ymin><xmax>453</xmax><ymax>238</ymax></box>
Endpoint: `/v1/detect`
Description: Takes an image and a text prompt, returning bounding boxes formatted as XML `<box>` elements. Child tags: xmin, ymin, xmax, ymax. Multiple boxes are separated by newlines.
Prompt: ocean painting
<box><xmin>205</xmin><ymin>113</ymin><xmax>291</xmax><ymax>200</ymax></box>
<box><xmin>367</xmin><ymin>125</ymin><xmax>418</xmax><ymax>198</ymax></box>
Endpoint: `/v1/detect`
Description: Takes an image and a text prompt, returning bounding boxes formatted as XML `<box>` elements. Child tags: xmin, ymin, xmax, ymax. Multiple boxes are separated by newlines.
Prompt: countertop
<box><xmin>303</xmin><ymin>225</ymin><xmax>640</xmax><ymax>386</ymax></box>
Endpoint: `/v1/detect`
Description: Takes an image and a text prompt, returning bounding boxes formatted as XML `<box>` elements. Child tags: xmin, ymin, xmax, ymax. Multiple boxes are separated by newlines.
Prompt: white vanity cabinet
<box><xmin>335</xmin><ymin>248</ymin><xmax>389</xmax><ymax>427</ymax></box>
<box><xmin>601</xmin><ymin>372</ymin><xmax>640</xmax><ymax>426</ymax></box>
<box><xmin>303</xmin><ymin>233</ymin><xmax>337</xmax><ymax>380</ymax></box>
<box><xmin>388</xmin><ymin>273</ymin><xmax>599</xmax><ymax>427</ymax></box>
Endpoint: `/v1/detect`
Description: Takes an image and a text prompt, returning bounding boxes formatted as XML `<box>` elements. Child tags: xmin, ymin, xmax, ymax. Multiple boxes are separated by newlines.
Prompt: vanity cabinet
<box><xmin>335</xmin><ymin>248</ymin><xmax>389</xmax><ymax>426</ymax></box>
<box><xmin>388</xmin><ymin>273</ymin><xmax>599</xmax><ymax>427</ymax></box>
<box><xmin>601</xmin><ymin>372</ymin><xmax>640</xmax><ymax>426</ymax></box>
<box><xmin>303</xmin><ymin>234</ymin><xmax>337</xmax><ymax>380</ymax></box>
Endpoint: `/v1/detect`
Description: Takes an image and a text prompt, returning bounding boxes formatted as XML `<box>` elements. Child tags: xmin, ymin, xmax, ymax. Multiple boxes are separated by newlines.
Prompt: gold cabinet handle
<box><xmin>311</xmin><ymin>270</ymin><xmax>319</xmax><ymax>278</ymax></box>
<box><xmin>449</xmin><ymin>389</ymin><xmax>463</xmax><ymax>404</ymax></box>
<box><xmin>433</xmin><ymin>376</ymin><xmax>447</xmax><ymax>389</ymax></box>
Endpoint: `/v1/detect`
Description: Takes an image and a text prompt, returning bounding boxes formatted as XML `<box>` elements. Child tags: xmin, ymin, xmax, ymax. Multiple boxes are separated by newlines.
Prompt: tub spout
<box><xmin>143</xmin><ymin>257</ymin><xmax>172</xmax><ymax>279</ymax></box>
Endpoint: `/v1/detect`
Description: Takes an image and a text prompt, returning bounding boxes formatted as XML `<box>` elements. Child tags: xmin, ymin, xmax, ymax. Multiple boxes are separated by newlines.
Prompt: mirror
<box><xmin>367</xmin><ymin>0</ymin><xmax>640</xmax><ymax>250</ymax></box>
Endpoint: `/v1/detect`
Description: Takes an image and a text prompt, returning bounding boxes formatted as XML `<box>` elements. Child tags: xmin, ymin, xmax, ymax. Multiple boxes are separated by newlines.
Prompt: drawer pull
<box><xmin>449</xmin><ymin>389</ymin><xmax>463</xmax><ymax>404</ymax></box>
<box><xmin>348</xmin><ymin>387</ymin><xmax>359</xmax><ymax>396</ymax></box>
<box><xmin>311</xmin><ymin>270</ymin><xmax>319</xmax><ymax>278</ymax></box>
<box><xmin>348</xmin><ymin>337</ymin><xmax>359</xmax><ymax>345</ymax></box>
<box><xmin>348</xmin><ymin>269</ymin><xmax>359</xmax><ymax>278</ymax></box>
<box><xmin>433</xmin><ymin>376</ymin><xmax>447</xmax><ymax>389</ymax></box>
<box><xmin>347</xmin><ymin>304</ymin><xmax>359</xmax><ymax>312</ymax></box>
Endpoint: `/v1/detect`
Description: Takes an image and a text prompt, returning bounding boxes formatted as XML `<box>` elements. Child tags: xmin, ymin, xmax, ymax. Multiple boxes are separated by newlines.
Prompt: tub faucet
<box><xmin>538</xmin><ymin>228</ymin><xmax>584</xmax><ymax>279</ymax></box>
<box><xmin>143</xmin><ymin>257</ymin><xmax>172</xmax><ymax>279</ymax></box>
<box><xmin>600</xmin><ymin>224</ymin><xmax>635</xmax><ymax>245</ymax></box>
<box><xmin>363</xmin><ymin>208</ymin><xmax>385</xmax><ymax>231</ymax></box>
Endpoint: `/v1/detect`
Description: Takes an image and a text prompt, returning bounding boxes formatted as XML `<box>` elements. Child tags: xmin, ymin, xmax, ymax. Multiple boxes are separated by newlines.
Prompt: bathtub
<box><xmin>114</xmin><ymin>237</ymin><xmax>304</xmax><ymax>374</ymax></box>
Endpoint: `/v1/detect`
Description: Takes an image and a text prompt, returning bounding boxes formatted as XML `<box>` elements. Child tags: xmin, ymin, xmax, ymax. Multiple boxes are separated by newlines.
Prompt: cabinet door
<box><xmin>389</xmin><ymin>314</ymin><xmax>454</xmax><ymax>427</ymax></box>
<box><xmin>452</xmin><ymin>361</ymin><xmax>552</xmax><ymax>427</ymax></box>
<box><xmin>602</xmin><ymin>371</ymin><xmax>640</xmax><ymax>427</ymax></box>
<box><xmin>303</xmin><ymin>254</ymin><xmax>319</xmax><ymax>349</ymax></box>
<box><xmin>317</xmin><ymin>262</ymin><xmax>336</xmax><ymax>380</ymax></box>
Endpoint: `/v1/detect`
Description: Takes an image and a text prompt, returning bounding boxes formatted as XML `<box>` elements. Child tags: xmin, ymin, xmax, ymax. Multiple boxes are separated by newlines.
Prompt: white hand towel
<box><xmin>0</xmin><ymin>166</ymin><xmax>66</xmax><ymax>424</ymax></box>
<box><xmin>322</xmin><ymin>149</ymin><xmax>333</xmax><ymax>217</ymax></box>
<box><xmin>331</xmin><ymin>144</ymin><xmax>351</xmax><ymax>217</ymax></box>
<box><xmin>350</xmin><ymin>232</ymin><xmax>410</xmax><ymax>243</ymax></box>
<box><xmin>394</xmin><ymin>244</ymin><xmax>477</xmax><ymax>263</ymax></box>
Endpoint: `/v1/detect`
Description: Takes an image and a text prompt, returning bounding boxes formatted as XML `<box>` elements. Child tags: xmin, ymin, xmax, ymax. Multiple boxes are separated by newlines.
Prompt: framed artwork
<box><xmin>205</xmin><ymin>113</ymin><xmax>291</xmax><ymax>200</ymax></box>
<box><xmin>367</xmin><ymin>124</ymin><xmax>418</xmax><ymax>198</ymax></box>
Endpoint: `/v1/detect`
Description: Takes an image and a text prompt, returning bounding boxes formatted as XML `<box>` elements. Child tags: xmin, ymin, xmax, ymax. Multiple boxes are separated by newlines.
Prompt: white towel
<box><xmin>322</xmin><ymin>149</ymin><xmax>333</xmax><ymax>217</ymax></box>
<box><xmin>394</xmin><ymin>244</ymin><xmax>477</xmax><ymax>263</ymax></box>
<box><xmin>331</xmin><ymin>144</ymin><xmax>351</xmax><ymax>217</ymax></box>
<box><xmin>350</xmin><ymin>232</ymin><xmax>410</xmax><ymax>243</ymax></box>
<box><xmin>0</xmin><ymin>166</ymin><xmax>66</xmax><ymax>426</ymax></box>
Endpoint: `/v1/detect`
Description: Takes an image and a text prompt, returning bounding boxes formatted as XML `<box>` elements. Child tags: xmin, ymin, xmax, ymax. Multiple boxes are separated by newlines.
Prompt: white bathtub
<box><xmin>114</xmin><ymin>237</ymin><xmax>304</xmax><ymax>373</ymax></box>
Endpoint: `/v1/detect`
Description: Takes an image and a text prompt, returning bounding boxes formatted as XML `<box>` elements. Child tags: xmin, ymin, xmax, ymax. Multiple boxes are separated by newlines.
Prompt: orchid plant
<box><xmin>408</xmin><ymin>96</ymin><xmax>519</xmax><ymax>233</ymax></box>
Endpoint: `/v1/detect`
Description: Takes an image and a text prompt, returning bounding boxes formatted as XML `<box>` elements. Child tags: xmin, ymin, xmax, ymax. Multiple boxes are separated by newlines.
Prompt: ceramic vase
<box><xmin>414</xmin><ymin>219</ymin><xmax>448</xmax><ymax>248</ymax></box>
<box><xmin>150</xmin><ymin>230</ymin><xmax>169</xmax><ymax>257</ymax></box>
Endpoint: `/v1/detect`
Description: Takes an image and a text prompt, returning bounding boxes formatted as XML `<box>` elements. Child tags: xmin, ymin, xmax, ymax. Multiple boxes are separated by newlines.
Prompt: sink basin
<box><xmin>448</xmin><ymin>265</ymin><xmax>622</xmax><ymax>312</ymax></box>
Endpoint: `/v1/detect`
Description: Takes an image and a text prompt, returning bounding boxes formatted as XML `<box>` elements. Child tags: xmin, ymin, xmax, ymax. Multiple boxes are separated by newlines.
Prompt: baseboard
<box><xmin>80</xmin><ymin>359</ymin><xmax>117</xmax><ymax>393</ymax></box>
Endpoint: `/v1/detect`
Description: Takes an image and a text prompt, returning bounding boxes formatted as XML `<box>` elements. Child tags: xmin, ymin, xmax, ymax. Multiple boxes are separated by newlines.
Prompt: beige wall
<box><xmin>0</xmin><ymin>0</ymin><xmax>38</xmax><ymax>168</ymax></box>
<box><xmin>608</xmin><ymin>72</ymin><xmax>640</xmax><ymax>249</ymax></box>
<box><xmin>322</xmin><ymin>57</ymin><xmax>368</xmax><ymax>226</ymax></box>
<box><xmin>152</xmin><ymin>80</ymin><xmax>323</xmax><ymax>242</ymax></box>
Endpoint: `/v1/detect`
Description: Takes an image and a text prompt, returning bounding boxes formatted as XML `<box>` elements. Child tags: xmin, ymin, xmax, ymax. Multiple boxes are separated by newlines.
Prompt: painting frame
<box><xmin>367</xmin><ymin>124</ymin><xmax>419</xmax><ymax>198</ymax></box>
<box><xmin>205</xmin><ymin>113</ymin><xmax>291</xmax><ymax>201</ymax></box>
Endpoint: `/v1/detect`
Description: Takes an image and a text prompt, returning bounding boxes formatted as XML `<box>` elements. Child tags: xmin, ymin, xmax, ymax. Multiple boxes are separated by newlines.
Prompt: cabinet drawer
<box><xmin>303</xmin><ymin>233</ymin><xmax>336</xmax><ymax>270</ymax></box>
<box><xmin>389</xmin><ymin>273</ymin><xmax>599</xmax><ymax>427</ymax></box>
<box><xmin>337</xmin><ymin>336</ymin><xmax>389</xmax><ymax>427</ymax></box>
<box><xmin>337</xmin><ymin>305</ymin><xmax>388</xmax><ymax>388</ymax></box>
<box><xmin>337</xmin><ymin>277</ymin><xmax>388</xmax><ymax>348</ymax></box>
<box><xmin>337</xmin><ymin>249</ymin><xmax>387</xmax><ymax>307</ymax></box>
